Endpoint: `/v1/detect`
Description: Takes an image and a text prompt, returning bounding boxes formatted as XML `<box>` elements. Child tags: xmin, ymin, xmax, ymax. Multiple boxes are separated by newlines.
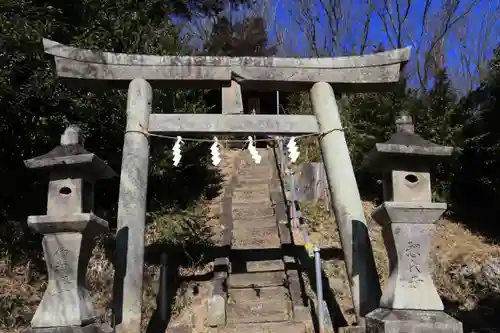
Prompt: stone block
<box><xmin>338</xmin><ymin>326</ymin><xmax>366</xmax><ymax>333</ymax></box>
<box><xmin>226</xmin><ymin>288</ymin><xmax>290</xmax><ymax>324</ymax></box>
<box><xmin>222</xmin><ymin>80</ymin><xmax>243</xmax><ymax>114</ymax></box>
<box><xmin>30</xmin><ymin>231</ymin><xmax>99</xmax><ymax>328</ymax></box>
<box><xmin>292</xmin><ymin>304</ymin><xmax>311</xmax><ymax>323</ymax></box>
<box><xmin>228</xmin><ymin>271</ymin><xmax>285</xmax><ymax>288</ymax></box>
<box><xmin>372</xmin><ymin>202</ymin><xmax>446</xmax><ymax>310</ymax></box>
<box><xmin>47</xmin><ymin>176</ymin><xmax>94</xmax><ymax>215</ymax></box>
<box><xmin>389</xmin><ymin>170</ymin><xmax>432</xmax><ymax>202</ymax></box>
<box><xmin>207</xmin><ymin>294</ymin><xmax>226</xmax><ymax>327</ymax></box>
<box><xmin>366</xmin><ymin>308</ymin><xmax>463</xmax><ymax>333</ymax></box>
<box><xmin>27</xmin><ymin>213</ymin><xmax>108</xmax><ymax>234</ymax></box>
<box><xmin>26</xmin><ymin>323</ymin><xmax>112</xmax><ymax>333</ymax></box>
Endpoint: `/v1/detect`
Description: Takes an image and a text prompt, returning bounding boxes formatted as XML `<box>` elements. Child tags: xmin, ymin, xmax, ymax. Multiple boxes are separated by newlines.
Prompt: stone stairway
<box><xmin>211</xmin><ymin>148</ymin><xmax>309</xmax><ymax>333</ymax></box>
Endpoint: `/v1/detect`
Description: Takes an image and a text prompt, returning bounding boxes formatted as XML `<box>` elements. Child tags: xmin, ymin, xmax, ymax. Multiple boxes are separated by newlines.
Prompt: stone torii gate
<box><xmin>43</xmin><ymin>38</ymin><xmax>410</xmax><ymax>333</ymax></box>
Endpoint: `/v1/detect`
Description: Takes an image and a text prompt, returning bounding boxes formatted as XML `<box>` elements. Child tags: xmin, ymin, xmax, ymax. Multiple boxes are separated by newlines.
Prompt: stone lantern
<box><xmin>363</xmin><ymin>114</ymin><xmax>462</xmax><ymax>333</ymax></box>
<box><xmin>25</xmin><ymin>126</ymin><xmax>116</xmax><ymax>332</ymax></box>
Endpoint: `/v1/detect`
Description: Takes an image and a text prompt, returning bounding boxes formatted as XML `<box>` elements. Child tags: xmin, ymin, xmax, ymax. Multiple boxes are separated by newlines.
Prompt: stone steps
<box><xmin>226</xmin><ymin>287</ymin><xmax>291</xmax><ymax>324</ymax></box>
<box><xmin>232</xmin><ymin>205</ymin><xmax>274</xmax><ymax>218</ymax></box>
<box><xmin>206</xmin><ymin>148</ymin><xmax>308</xmax><ymax>331</ymax></box>
<box><xmin>245</xmin><ymin>259</ymin><xmax>285</xmax><ymax>273</ymax></box>
<box><xmin>237</xmin><ymin>178</ymin><xmax>271</xmax><ymax>186</ymax></box>
<box><xmin>213</xmin><ymin>322</ymin><xmax>308</xmax><ymax>333</ymax></box>
<box><xmin>228</xmin><ymin>271</ymin><xmax>285</xmax><ymax>289</ymax></box>
<box><xmin>231</xmin><ymin>226</ymin><xmax>280</xmax><ymax>249</ymax></box>
<box><xmin>231</xmin><ymin>199</ymin><xmax>271</xmax><ymax>205</ymax></box>
<box><xmin>233</xmin><ymin>184</ymin><xmax>269</xmax><ymax>200</ymax></box>
<box><xmin>234</xmin><ymin>183</ymin><xmax>269</xmax><ymax>191</ymax></box>
<box><xmin>231</xmin><ymin>222</ymin><xmax>277</xmax><ymax>231</ymax></box>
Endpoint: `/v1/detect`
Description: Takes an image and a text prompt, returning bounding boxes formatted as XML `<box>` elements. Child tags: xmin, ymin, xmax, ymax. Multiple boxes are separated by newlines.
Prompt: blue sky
<box><xmin>267</xmin><ymin>0</ymin><xmax>498</xmax><ymax>56</ymax></box>
<box><xmin>268</xmin><ymin>0</ymin><xmax>498</xmax><ymax>91</ymax></box>
<box><xmin>180</xmin><ymin>0</ymin><xmax>499</xmax><ymax>91</ymax></box>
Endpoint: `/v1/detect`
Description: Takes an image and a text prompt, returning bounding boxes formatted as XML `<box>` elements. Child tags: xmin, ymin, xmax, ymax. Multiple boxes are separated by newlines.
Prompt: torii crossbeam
<box><xmin>43</xmin><ymin>38</ymin><xmax>410</xmax><ymax>92</ymax></box>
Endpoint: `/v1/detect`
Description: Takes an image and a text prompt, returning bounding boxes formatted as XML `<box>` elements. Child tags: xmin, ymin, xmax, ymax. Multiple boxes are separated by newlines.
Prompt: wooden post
<box><xmin>310</xmin><ymin>82</ymin><xmax>381</xmax><ymax>322</ymax></box>
<box><xmin>114</xmin><ymin>78</ymin><xmax>152</xmax><ymax>333</ymax></box>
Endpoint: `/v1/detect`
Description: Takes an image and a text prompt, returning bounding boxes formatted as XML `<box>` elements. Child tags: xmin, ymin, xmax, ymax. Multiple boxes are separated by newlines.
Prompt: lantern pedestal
<box><xmin>28</xmin><ymin>214</ymin><xmax>107</xmax><ymax>328</ymax></box>
<box><xmin>372</xmin><ymin>201</ymin><xmax>446</xmax><ymax>311</ymax></box>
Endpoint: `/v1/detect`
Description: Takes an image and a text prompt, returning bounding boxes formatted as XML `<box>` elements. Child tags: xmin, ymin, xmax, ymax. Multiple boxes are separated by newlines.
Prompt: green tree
<box><xmin>451</xmin><ymin>46</ymin><xmax>500</xmax><ymax>231</ymax></box>
<box><xmin>0</xmin><ymin>0</ymin><xmax>244</xmax><ymax>262</ymax></box>
<box><xmin>413</xmin><ymin>69</ymin><xmax>463</xmax><ymax>202</ymax></box>
<box><xmin>203</xmin><ymin>16</ymin><xmax>276</xmax><ymax>56</ymax></box>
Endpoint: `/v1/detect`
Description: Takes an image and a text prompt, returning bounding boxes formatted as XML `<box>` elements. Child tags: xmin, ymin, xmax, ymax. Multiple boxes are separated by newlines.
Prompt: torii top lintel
<box><xmin>43</xmin><ymin>38</ymin><xmax>411</xmax><ymax>92</ymax></box>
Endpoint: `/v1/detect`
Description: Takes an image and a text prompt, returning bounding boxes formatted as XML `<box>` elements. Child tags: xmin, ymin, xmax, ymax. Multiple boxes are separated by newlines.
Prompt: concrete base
<box><xmin>26</xmin><ymin>323</ymin><xmax>112</xmax><ymax>333</ymax></box>
<box><xmin>366</xmin><ymin>308</ymin><xmax>463</xmax><ymax>333</ymax></box>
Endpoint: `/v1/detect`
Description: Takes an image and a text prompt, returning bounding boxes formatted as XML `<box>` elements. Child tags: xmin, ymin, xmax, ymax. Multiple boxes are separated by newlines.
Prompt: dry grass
<box><xmin>300</xmin><ymin>199</ymin><xmax>500</xmax><ymax>330</ymax></box>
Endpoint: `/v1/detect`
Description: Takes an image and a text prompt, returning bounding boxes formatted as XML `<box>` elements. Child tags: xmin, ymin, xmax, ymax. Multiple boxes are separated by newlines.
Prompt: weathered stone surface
<box><xmin>215</xmin><ymin>322</ymin><xmax>307</xmax><ymax>333</ymax></box>
<box><xmin>372</xmin><ymin>201</ymin><xmax>447</xmax><ymax>226</ymax></box>
<box><xmin>228</xmin><ymin>271</ymin><xmax>285</xmax><ymax>288</ymax></box>
<box><xmin>25</xmin><ymin>126</ymin><xmax>116</xmax><ymax>218</ymax></box>
<box><xmin>215</xmin><ymin>149</ymin><xmax>305</xmax><ymax>330</ymax></box>
<box><xmin>227</xmin><ymin>288</ymin><xmax>290</xmax><ymax>323</ymax></box>
<box><xmin>372</xmin><ymin>202</ymin><xmax>446</xmax><ymax>310</ymax></box>
<box><xmin>232</xmin><ymin>187</ymin><xmax>268</xmax><ymax>200</ymax></box>
<box><xmin>114</xmin><ymin>78</ymin><xmax>152</xmax><ymax>333</ymax></box>
<box><xmin>245</xmin><ymin>260</ymin><xmax>285</xmax><ymax>272</ymax></box>
<box><xmin>207</xmin><ymin>294</ymin><xmax>226</xmax><ymax>327</ymax></box>
<box><xmin>207</xmin><ymin>155</ymin><xmax>237</xmax><ymax>328</ymax></box>
<box><xmin>311</xmin><ymin>81</ymin><xmax>381</xmax><ymax>319</ymax></box>
<box><xmin>229</xmin><ymin>287</ymin><xmax>288</xmax><ymax>303</ymax></box>
<box><xmin>28</xmin><ymin>213</ymin><xmax>108</xmax><ymax>234</ymax></box>
<box><xmin>148</xmin><ymin>114</ymin><xmax>319</xmax><ymax>135</ymax></box>
<box><xmin>232</xmin><ymin>198</ymin><xmax>271</xmax><ymax>205</ymax></box>
<box><xmin>338</xmin><ymin>326</ymin><xmax>366</xmax><ymax>333</ymax></box>
<box><xmin>231</xmin><ymin>232</ymin><xmax>278</xmax><ymax>248</ymax></box>
<box><xmin>31</xmin><ymin>233</ymin><xmax>97</xmax><ymax>327</ymax></box>
<box><xmin>366</xmin><ymin>114</ymin><xmax>458</xmax><ymax>332</ymax></box>
<box><xmin>237</xmin><ymin>178</ymin><xmax>273</xmax><ymax>186</ymax></box>
<box><xmin>386</xmin><ymin>169</ymin><xmax>433</xmax><ymax>202</ymax></box>
<box><xmin>366</xmin><ymin>308</ymin><xmax>463</xmax><ymax>333</ymax></box>
<box><xmin>24</xmin><ymin>127</ymin><xmax>116</xmax><ymax>179</ymax></box>
<box><xmin>222</xmin><ymin>80</ymin><xmax>243</xmax><ymax>114</ymax></box>
<box><xmin>26</xmin><ymin>323</ymin><xmax>112</xmax><ymax>333</ymax></box>
<box><xmin>293</xmin><ymin>162</ymin><xmax>329</xmax><ymax>202</ymax></box>
<box><xmin>364</xmin><ymin>116</ymin><xmax>454</xmax><ymax>173</ymax></box>
<box><xmin>25</xmin><ymin>127</ymin><xmax>115</xmax><ymax>330</ymax></box>
<box><xmin>232</xmin><ymin>205</ymin><xmax>274</xmax><ymax>218</ymax></box>
<box><xmin>43</xmin><ymin>38</ymin><xmax>410</xmax><ymax>91</ymax></box>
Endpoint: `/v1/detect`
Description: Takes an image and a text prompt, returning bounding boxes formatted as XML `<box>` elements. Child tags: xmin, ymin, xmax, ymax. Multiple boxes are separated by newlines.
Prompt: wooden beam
<box><xmin>147</xmin><ymin>114</ymin><xmax>319</xmax><ymax>135</ymax></box>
